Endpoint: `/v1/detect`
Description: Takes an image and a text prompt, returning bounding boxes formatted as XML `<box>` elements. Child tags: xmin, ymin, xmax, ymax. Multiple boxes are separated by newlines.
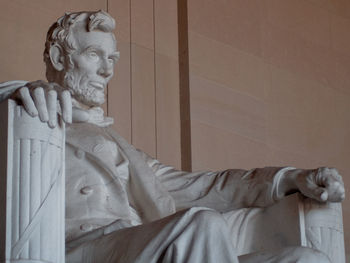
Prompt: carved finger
<box><xmin>33</xmin><ymin>87</ymin><xmax>49</xmax><ymax>122</ymax></box>
<box><xmin>316</xmin><ymin>168</ymin><xmax>346</xmax><ymax>202</ymax></box>
<box><xmin>327</xmin><ymin>182</ymin><xmax>345</xmax><ymax>202</ymax></box>
<box><xmin>335</xmin><ymin>190</ymin><xmax>345</xmax><ymax>202</ymax></box>
<box><xmin>304</xmin><ymin>179</ymin><xmax>328</xmax><ymax>202</ymax></box>
<box><xmin>341</xmin><ymin>192</ymin><xmax>346</xmax><ymax>201</ymax></box>
<box><xmin>47</xmin><ymin>90</ymin><xmax>57</xmax><ymax>128</ymax></box>
<box><xmin>323</xmin><ymin>173</ymin><xmax>344</xmax><ymax>190</ymax></box>
<box><xmin>60</xmin><ymin>90</ymin><xmax>72</xmax><ymax>123</ymax></box>
<box><xmin>18</xmin><ymin>87</ymin><xmax>38</xmax><ymax>117</ymax></box>
<box><xmin>331</xmin><ymin>169</ymin><xmax>344</xmax><ymax>182</ymax></box>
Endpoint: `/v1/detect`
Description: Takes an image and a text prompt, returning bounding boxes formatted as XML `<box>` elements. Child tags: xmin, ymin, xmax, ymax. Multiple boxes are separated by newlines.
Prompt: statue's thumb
<box><xmin>312</xmin><ymin>187</ymin><xmax>328</xmax><ymax>202</ymax></box>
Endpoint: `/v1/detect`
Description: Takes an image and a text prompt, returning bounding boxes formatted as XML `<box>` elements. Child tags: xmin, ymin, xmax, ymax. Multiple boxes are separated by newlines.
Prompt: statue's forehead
<box><xmin>71</xmin><ymin>28</ymin><xmax>117</xmax><ymax>52</ymax></box>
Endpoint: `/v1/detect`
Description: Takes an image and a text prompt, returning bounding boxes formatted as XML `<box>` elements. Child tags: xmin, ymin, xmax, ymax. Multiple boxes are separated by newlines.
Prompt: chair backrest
<box><xmin>0</xmin><ymin>99</ymin><xmax>65</xmax><ymax>263</ymax></box>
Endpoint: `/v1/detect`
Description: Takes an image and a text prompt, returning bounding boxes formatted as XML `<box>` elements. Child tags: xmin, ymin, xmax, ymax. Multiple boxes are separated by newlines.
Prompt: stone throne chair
<box><xmin>0</xmin><ymin>100</ymin><xmax>346</xmax><ymax>263</ymax></box>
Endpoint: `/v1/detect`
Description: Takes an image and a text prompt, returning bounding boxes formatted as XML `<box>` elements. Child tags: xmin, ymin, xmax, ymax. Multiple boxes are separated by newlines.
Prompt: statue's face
<box><xmin>63</xmin><ymin>27</ymin><xmax>119</xmax><ymax>106</ymax></box>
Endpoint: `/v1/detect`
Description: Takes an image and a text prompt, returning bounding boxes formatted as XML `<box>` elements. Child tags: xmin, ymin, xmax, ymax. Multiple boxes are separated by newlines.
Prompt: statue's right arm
<box><xmin>139</xmin><ymin>150</ymin><xmax>344</xmax><ymax>211</ymax></box>
<box><xmin>136</xmin><ymin>149</ymin><xmax>294</xmax><ymax>211</ymax></box>
<box><xmin>0</xmin><ymin>80</ymin><xmax>72</xmax><ymax>127</ymax></box>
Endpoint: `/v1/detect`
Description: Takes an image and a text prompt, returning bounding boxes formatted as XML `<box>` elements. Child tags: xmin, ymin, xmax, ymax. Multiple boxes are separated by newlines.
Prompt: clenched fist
<box><xmin>281</xmin><ymin>167</ymin><xmax>345</xmax><ymax>202</ymax></box>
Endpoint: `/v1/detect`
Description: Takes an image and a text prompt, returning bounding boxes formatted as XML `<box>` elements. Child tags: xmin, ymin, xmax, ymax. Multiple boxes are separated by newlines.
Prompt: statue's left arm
<box><xmin>141</xmin><ymin>152</ymin><xmax>344</xmax><ymax>212</ymax></box>
<box><xmin>0</xmin><ymin>80</ymin><xmax>28</xmax><ymax>101</ymax></box>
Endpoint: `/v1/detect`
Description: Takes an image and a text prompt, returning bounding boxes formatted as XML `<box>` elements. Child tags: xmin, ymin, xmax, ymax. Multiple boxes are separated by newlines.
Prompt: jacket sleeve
<box><xmin>0</xmin><ymin>80</ymin><xmax>28</xmax><ymax>101</ymax></box>
<box><xmin>139</xmin><ymin>150</ymin><xmax>295</xmax><ymax>212</ymax></box>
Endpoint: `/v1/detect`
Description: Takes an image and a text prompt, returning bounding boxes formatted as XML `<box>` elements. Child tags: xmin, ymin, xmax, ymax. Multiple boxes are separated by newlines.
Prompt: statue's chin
<box><xmin>63</xmin><ymin>71</ymin><xmax>106</xmax><ymax>108</ymax></box>
<box><xmin>73</xmin><ymin>94</ymin><xmax>105</xmax><ymax>109</ymax></box>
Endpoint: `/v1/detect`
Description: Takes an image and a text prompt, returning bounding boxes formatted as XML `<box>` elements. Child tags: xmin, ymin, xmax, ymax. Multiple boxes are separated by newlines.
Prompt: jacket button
<box><xmin>75</xmin><ymin>149</ymin><xmax>85</xmax><ymax>159</ymax></box>
<box><xmin>80</xmin><ymin>223</ymin><xmax>93</xmax><ymax>232</ymax></box>
<box><xmin>80</xmin><ymin>186</ymin><xmax>93</xmax><ymax>195</ymax></box>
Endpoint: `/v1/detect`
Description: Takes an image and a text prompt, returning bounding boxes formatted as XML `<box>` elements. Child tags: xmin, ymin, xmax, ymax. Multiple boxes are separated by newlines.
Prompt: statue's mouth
<box><xmin>89</xmin><ymin>81</ymin><xmax>105</xmax><ymax>90</ymax></box>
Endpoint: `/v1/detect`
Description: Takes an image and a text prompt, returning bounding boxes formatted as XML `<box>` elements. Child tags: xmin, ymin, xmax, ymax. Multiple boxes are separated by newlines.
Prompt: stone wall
<box><xmin>188</xmin><ymin>0</ymin><xmax>350</xmax><ymax>258</ymax></box>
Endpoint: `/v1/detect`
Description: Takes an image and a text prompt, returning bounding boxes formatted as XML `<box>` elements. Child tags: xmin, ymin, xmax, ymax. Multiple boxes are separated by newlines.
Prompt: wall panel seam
<box><xmin>106</xmin><ymin>0</ymin><xmax>109</xmax><ymax>116</ymax></box>
<box><xmin>153</xmin><ymin>0</ymin><xmax>158</xmax><ymax>158</ymax></box>
<box><xmin>129</xmin><ymin>0</ymin><xmax>133</xmax><ymax>144</ymax></box>
<box><xmin>177</xmin><ymin>0</ymin><xmax>192</xmax><ymax>171</ymax></box>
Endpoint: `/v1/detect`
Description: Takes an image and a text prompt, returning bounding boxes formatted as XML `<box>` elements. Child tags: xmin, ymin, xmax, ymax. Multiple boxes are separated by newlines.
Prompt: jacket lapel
<box><xmin>66</xmin><ymin>124</ymin><xmax>121</xmax><ymax>182</ymax></box>
<box><xmin>105</xmin><ymin>127</ymin><xmax>176</xmax><ymax>222</ymax></box>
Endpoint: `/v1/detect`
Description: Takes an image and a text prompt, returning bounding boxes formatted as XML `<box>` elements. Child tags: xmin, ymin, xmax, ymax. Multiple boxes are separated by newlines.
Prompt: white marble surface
<box><xmin>0</xmin><ymin>100</ymin><xmax>65</xmax><ymax>263</ymax></box>
<box><xmin>230</xmin><ymin>193</ymin><xmax>345</xmax><ymax>263</ymax></box>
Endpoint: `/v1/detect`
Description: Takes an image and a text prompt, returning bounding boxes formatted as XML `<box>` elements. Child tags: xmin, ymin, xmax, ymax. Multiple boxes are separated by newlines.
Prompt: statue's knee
<box><xmin>191</xmin><ymin>209</ymin><xmax>226</xmax><ymax>230</ymax></box>
<box><xmin>292</xmin><ymin>247</ymin><xmax>330</xmax><ymax>263</ymax></box>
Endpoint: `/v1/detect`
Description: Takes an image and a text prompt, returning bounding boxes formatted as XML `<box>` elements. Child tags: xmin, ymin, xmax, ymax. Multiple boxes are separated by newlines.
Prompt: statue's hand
<box><xmin>13</xmin><ymin>80</ymin><xmax>72</xmax><ymax>128</ymax></box>
<box><xmin>290</xmin><ymin>167</ymin><xmax>345</xmax><ymax>202</ymax></box>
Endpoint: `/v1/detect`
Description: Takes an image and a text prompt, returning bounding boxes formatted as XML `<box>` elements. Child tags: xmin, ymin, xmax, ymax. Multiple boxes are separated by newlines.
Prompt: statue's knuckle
<box><xmin>62</xmin><ymin>90</ymin><xmax>71</xmax><ymax>98</ymax></box>
<box><xmin>18</xmin><ymin>87</ymin><xmax>30</xmax><ymax>98</ymax></box>
<box><xmin>19</xmin><ymin>86</ymin><xmax>28</xmax><ymax>93</ymax></box>
<box><xmin>48</xmin><ymin>89</ymin><xmax>57</xmax><ymax>96</ymax></box>
<box><xmin>34</xmin><ymin>87</ymin><xmax>44</xmax><ymax>94</ymax></box>
<box><xmin>332</xmin><ymin>180</ymin><xmax>340</xmax><ymax>187</ymax></box>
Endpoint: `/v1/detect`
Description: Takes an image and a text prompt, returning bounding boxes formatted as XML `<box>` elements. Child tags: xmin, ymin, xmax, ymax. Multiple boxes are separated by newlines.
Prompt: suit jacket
<box><xmin>65</xmin><ymin>122</ymin><xmax>292</xmax><ymax>242</ymax></box>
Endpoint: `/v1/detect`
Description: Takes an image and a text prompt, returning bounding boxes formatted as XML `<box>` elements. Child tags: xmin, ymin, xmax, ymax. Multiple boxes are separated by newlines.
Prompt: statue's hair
<box><xmin>44</xmin><ymin>10</ymin><xmax>115</xmax><ymax>81</ymax></box>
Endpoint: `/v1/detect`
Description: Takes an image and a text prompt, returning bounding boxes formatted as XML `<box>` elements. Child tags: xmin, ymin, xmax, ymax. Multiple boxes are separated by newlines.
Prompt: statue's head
<box><xmin>44</xmin><ymin>10</ymin><xmax>119</xmax><ymax>107</ymax></box>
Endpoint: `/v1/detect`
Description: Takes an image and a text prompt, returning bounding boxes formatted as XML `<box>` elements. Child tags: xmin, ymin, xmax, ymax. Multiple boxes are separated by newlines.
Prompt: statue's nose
<box><xmin>97</xmin><ymin>60</ymin><xmax>113</xmax><ymax>79</ymax></box>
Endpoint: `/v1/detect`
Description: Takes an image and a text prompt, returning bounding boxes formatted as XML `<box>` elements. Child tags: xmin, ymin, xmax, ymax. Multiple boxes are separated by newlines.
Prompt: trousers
<box><xmin>66</xmin><ymin>207</ymin><xmax>242</xmax><ymax>263</ymax></box>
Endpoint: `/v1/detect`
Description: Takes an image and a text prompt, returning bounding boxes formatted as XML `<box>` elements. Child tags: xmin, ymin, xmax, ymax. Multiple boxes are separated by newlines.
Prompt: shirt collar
<box><xmin>72</xmin><ymin>98</ymin><xmax>114</xmax><ymax>127</ymax></box>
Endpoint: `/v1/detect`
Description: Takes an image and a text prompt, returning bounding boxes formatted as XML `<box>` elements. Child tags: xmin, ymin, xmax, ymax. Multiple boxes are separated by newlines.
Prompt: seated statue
<box><xmin>0</xmin><ymin>10</ymin><xmax>345</xmax><ymax>263</ymax></box>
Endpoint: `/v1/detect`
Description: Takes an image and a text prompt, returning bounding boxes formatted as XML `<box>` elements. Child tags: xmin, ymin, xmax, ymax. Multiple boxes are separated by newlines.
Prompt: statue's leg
<box><xmin>66</xmin><ymin>207</ymin><xmax>239</xmax><ymax>263</ymax></box>
<box><xmin>238</xmin><ymin>246</ymin><xmax>331</xmax><ymax>263</ymax></box>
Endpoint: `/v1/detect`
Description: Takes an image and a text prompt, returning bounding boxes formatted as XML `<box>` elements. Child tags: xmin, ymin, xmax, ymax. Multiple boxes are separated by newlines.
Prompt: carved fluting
<box><xmin>1</xmin><ymin>100</ymin><xmax>65</xmax><ymax>263</ymax></box>
<box><xmin>19</xmin><ymin>138</ymin><xmax>30</xmax><ymax>259</ymax></box>
<box><xmin>301</xmin><ymin>198</ymin><xmax>345</xmax><ymax>263</ymax></box>
<box><xmin>29</xmin><ymin>139</ymin><xmax>40</xmax><ymax>260</ymax></box>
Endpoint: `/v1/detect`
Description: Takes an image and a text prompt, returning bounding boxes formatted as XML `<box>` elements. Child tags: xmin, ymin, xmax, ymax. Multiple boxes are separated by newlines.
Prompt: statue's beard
<box><xmin>63</xmin><ymin>70</ymin><xmax>105</xmax><ymax>107</ymax></box>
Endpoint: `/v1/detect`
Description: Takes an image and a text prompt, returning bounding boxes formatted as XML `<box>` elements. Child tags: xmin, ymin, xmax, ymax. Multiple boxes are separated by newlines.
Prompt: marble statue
<box><xmin>0</xmin><ymin>10</ymin><xmax>345</xmax><ymax>263</ymax></box>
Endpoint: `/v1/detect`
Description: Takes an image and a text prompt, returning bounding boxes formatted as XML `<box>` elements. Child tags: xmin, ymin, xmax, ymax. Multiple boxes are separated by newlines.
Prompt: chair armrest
<box><xmin>236</xmin><ymin>193</ymin><xmax>345</xmax><ymax>263</ymax></box>
<box><xmin>0</xmin><ymin>99</ymin><xmax>65</xmax><ymax>263</ymax></box>
<box><xmin>301</xmin><ymin>195</ymin><xmax>345</xmax><ymax>263</ymax></box>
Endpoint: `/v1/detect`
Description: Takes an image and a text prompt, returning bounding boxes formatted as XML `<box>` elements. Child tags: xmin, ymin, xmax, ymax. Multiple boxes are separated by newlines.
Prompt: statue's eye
<box><xmin>108</xmin><ymin>55</ymin><xmax>119</xmax><ymax>64</ymax></box>
<box><xmin>87</xmin><ymin>51</ymin><xmax>99</xmax><ymax>59</ymax></box>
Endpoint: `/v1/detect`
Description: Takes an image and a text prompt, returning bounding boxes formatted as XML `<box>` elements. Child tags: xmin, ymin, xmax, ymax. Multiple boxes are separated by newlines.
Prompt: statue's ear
<box><xmin>49</xmin><ymin>44</ymin><xmax>65</xmax><ymax>71</ymax></box>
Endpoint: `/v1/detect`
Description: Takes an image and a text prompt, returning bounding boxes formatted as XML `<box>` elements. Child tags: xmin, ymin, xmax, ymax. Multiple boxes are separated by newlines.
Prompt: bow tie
<box><xmin>71</xmin><ymin>98</ymin><xmax>114</xmax><ymax>127</ymax></box>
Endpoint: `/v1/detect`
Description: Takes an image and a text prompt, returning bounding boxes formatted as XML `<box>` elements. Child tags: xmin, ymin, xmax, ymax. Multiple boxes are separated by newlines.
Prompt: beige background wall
<box><xmin>108</xmin><ymin>0</ymin><xmax>182</xmax><ymax>169</ymax></box>
<box><xmin>1</xmin><ymin>0</ymin><xmax>349</xmax><ymax>259</ymax></box>
<box><xmin>188</xmin><ymin>0</ymin><xmax>350</xmax><ymax>258</ymax></box>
